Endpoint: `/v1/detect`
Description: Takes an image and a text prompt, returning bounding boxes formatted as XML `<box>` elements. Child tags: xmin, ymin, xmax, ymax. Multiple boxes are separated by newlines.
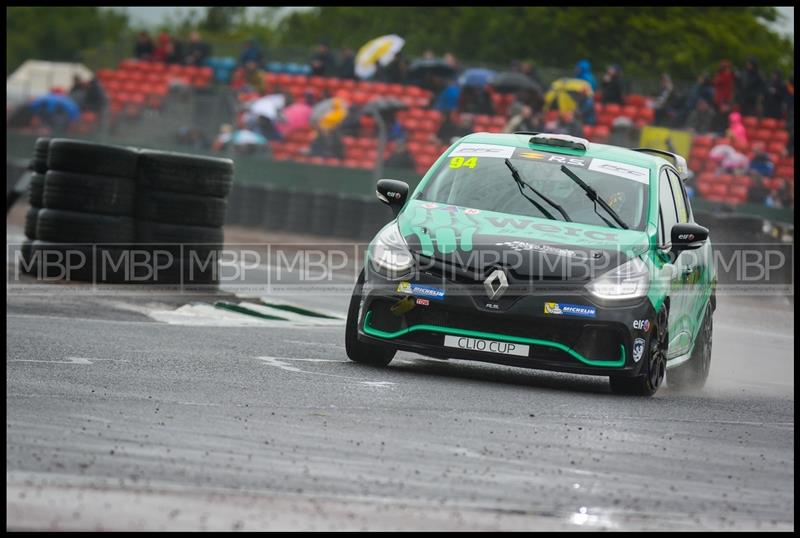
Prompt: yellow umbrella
<box><xmin>317</xmin><ymin>97</ymin><xmax>348</xmax><ymax>131</ymax></box>
<box><xmin>355</xmin><ymin>34</ymin><xmax>405</xmax><ymax>79</ymax></box>
<box><xmin>544</xmin><ymin>78</ymin><xmax>593</xmax><ymax>114</ymax></box>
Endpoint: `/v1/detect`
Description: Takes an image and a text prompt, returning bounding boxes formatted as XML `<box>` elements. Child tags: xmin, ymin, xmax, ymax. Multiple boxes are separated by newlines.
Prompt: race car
<box><xmin>345</xmin><ymin>132</ymin><xmax>716</xmax><ymax>396</ymax></box>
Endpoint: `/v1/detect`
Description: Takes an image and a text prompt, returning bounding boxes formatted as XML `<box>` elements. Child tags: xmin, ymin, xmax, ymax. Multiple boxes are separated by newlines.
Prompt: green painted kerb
<box><xmin>362</xmin><ymin>311</ymin><xmax>626</xmax><ymax>367</ymax></box>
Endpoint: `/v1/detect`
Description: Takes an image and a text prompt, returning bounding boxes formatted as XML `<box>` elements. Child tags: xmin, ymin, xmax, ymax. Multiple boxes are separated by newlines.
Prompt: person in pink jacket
<box><xmin>727</xmin><ymin>111</ymin><xmax>748</xmax><ymax>146</ymax></box>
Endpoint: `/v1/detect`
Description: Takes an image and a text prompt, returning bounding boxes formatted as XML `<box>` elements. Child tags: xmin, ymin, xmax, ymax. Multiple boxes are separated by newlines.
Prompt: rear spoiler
<box><xmin>631</xmin><ymin>148</ymin><xmax>690</xmax><ymax>181</ymax></box>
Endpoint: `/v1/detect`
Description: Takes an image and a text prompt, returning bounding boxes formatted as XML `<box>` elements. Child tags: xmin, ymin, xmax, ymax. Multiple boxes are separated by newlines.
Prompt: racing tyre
<box><xmin>138</xmin><ymin>150</ymin><xmax>234</xmax><ymax>198</ymax></box>
<box><xmin>345</xmin><ymin>270</ymin><xmax>396</xmax><ymax>367</ymax></box>
<box><xmin>43</xmin><ymin>170</ymin><xmax>135</xmax><ymax>216</ymax></box>
<box><xmin>24</xmin><ymin>207</ymin><xmax>39</xmax><ymax>239</ymax></box>
<box><xmin>31</xmin><ymin>137</ymin><xmax>50</xmax><ymax>174</ymax></box>
<box><xmin>666</xmin><ymin>302</ymin><xmax>713</xmax><ymax>392</ymax></box>
<box><xmin>47</xmin><ymin>139</ymin><xmax>139</xmax><ymax>179</ymax></box>
<box><xmin>609</xmin><ymin>308</ymin><xmax>667</xmax><ymax>397</ymax></box>
<box><xmin>137</xmin><ymin>190</ymin><xmax>228</xmax><ymax>227</ymax></box>
<box><xmin>29</xmin><ymin>173</ymin><xmax>45</xmax><ymax>208</ymax></box>
<box><xmin>36</xmin><ymin>208</ymin><xmax>135</xmax><ymax>243</ymax></box>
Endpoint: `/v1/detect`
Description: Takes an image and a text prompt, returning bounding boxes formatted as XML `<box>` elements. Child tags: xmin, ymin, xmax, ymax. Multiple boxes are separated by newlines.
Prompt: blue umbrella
<box><xmin>458</xmin><ymin>68</ymin><xmax>496</xmax><ymax>88</ymax></box>
<box><xmin>29</xmin><ymin>93</ymin><xmax>80</xmax><ymax>122</ymax></box>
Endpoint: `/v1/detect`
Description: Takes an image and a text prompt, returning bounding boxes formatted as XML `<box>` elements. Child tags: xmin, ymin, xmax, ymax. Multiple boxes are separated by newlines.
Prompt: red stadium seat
<box><xmin>773</xmin><ymin>131</ymin><xmax>789</xmax><ymax>144</ymax></box>
<box><xmin>710</xmin><ymin>183</ymin><xmax>728</xmax><ymax>196</ymax></box>
<box><xmin>753</xmin><ymin>128</ymin><xmax>772</xmax><ymax>141</ymax></box>
<box><xmin>742</xmin><ymin>116</ymin><xmax>759</xmax><ymax>129</ymax></box>
<box><xmin>624</xmin><ymin>94</ymin><xmax>648</xmax><ymax>107</ymax></box>
<box><xmin>716</xmin><ymin>174</ymin><xmax>734</xmax><ymax>184</ymax></box>
<box><xmin>760</xmin><ymin>118</ymin><xmax>779</xmax><ymax>130</ymax></box>
<box><xmin>592</xmin><ymin>125</ymin><xmax>610</xmax><ymax>141</ymax></box>
<box><xmin>636</xmin><ymin>107</ymin><xmax>654</xmax><ymax>123</ymax></box>
<box><xmin>696</xmin><ymin>181</ymin><xmax>713</xmax><ymax>196</ymax></box>
<box><xmin>729</xmin><ymin>184</ymin><xmax>748</xmax><ymax>199</ymax></box>
<box><xmin>604</xmin><ymin>103</ymin><xmax>622</xmax><ymax>116</ymax></box>
<box><xmin>732</xmin><ymin>175</ymin><xmax>752</xmax><ymax>187</ymax></box>
<box><xmin>693</xmin><ymin>134</ymin><xmax>714</xmax><ymax>147</ymax></box>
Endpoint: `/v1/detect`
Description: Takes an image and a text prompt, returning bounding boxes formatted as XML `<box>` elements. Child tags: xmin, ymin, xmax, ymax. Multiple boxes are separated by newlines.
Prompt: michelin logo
<box><xmin>632</xmin><ymin>338</ymin><xmax>646</xmax><ymax>362</ymax></box>
<box><xmin>397</xmin><ymin>281</ymin><xmax>446</xmax><ymax>301</ymax></box>
<box><xmin>544</xmin><ymin>302</ymin><xmax>597</xmax><ymax>318</ymax></box>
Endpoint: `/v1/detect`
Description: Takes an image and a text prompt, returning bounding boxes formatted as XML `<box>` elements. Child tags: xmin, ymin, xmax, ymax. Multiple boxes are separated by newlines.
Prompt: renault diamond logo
<box><xmin>484</xmin><ymin>269</ymin><xmax>509</xmax><ymax>300</ymax></box>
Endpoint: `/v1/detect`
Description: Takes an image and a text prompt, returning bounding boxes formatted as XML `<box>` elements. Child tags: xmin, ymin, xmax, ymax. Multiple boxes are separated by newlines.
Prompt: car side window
<box><xmin>666</xmin><ymin>169</ymin><xmax>689</xmax><ymax>223</ymax></box>
<box><xmin>659</xmin><ymin>168</ymin><xmax>678</xmax><ymax>246</ymax></box>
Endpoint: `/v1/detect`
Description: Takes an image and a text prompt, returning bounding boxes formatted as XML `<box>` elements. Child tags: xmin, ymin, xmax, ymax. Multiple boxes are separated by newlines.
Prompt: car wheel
<box><xmin>609</xmin><ymin>307</ymin><xmax>667</xmax><ymax>397</ymax></box>
<box><xmin>667</xmin><ymin>301</ymin><xmax>713</xmax><ymax>392</ymax></box>
<box><xmin>345</xmin><ymin>269</ymin><xmax>396</xmax><ymax>367</ymax></box>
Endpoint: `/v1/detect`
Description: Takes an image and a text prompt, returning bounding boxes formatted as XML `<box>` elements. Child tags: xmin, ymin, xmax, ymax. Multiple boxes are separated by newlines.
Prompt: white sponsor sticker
<box><xmin>449</xmin><ymin>143</ymin><xmax>516</xmax><ymax>159</ymax></box>
<box><xmin>588</xmin><ymin>158</ymin><xmax>650</xmax><ymax>184</ymax></box>
<box><xmin>444</xmin><ymin>335</ymin><xmax>529</xmax><ymax>357</ymax></box>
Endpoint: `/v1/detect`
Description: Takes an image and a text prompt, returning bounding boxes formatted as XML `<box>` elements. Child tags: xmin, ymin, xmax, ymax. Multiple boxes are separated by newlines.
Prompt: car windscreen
<box><xmin>416</xmin><ymin>144</ymin><xmax>650</xmax><ymax>230</ymax></box>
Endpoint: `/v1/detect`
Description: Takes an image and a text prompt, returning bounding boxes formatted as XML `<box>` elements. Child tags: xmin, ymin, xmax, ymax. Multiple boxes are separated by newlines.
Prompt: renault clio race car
<box><xmin>346</xmin><ymin>132</ymin><xmax>716</xmax><ymax>396</ymax></box>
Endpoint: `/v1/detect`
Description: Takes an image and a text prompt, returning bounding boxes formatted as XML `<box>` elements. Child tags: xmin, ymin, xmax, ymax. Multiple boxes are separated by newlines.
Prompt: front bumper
<box><xmin>357</xmin><ymin>266</ymin><xmax>657</xmax><ymax>377</ymax></box>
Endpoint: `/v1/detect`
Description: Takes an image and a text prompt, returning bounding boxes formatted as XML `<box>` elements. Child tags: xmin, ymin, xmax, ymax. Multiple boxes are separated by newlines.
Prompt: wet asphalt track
<box><xmin>5</xmin><ymin>226</ymin><xmax>794</xmax><ymax>531</ymax></box>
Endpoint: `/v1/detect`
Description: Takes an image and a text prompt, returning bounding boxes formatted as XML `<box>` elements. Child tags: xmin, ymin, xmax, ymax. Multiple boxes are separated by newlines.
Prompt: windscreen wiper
<box><xmin>504</xmin><ymin>159</ymin><xmax>572</xmax><ymax>222</ymax></box>
<box><xmin>559</xmin><ymin>165</ymin><xmax>629</xmax><ymax>230</ymax></box>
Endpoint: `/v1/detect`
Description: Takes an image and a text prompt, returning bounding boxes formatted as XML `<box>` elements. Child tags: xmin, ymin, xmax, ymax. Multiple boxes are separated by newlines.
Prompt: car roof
<box><xmin>458</xmin><ymin>132</ymin><xmax>671</xmax><ymax>171</ymax></box>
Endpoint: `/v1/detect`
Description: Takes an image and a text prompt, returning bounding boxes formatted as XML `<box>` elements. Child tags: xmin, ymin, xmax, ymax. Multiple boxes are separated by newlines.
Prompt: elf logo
<box><xmin>633</xmin><ymin>319</ymin><xmax>651</xmax><ymax>332</ymax></box>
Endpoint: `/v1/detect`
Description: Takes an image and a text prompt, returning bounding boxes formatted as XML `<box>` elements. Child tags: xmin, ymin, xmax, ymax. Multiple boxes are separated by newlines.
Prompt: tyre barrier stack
<box><xmin>136</xmin><ymin>150</ymin><xmax>233</xmax><ymax>284</ymax></box>
<box><xmin>225</xmin><ymin>183</ymin><xmax>394</xmax><ymax>243</ymax></box>
<box><xmin>20</xmin><ymin>137</ymin><xmax>50</xmax><ymax>272</ymax></box>
<box><xmin>18</xmin><ymin>139</ymin><xmax>234</xmax><ymax>286</ymax></box>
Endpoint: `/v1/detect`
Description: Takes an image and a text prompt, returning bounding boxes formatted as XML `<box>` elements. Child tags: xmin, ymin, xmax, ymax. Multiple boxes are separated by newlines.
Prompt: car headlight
<box><xmin>369</xmin><ymin>222</ymin><xmax>414</xmax><ymax>280</ymax></box>
<box><xmin>585</xmin><ymin>257</ymin><xmax>650</xmax><ymax>300</ymax></box>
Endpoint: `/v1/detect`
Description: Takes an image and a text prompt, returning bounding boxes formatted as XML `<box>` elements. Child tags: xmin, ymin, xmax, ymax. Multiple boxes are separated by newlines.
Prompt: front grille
<box><xmin>368</xmin><ymin>297</ymin><xmax>584</xmax><ymax>348</ymax></box>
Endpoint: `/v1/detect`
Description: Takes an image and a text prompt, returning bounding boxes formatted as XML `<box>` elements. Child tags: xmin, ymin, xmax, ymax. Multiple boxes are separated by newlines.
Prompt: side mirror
<box><xmin>376</xmin><ymin>179</ymin><xmax>409</xmax><ymax>217</ymax></box>
<box><xmin>670</xmin><ymin>223</ymin><xmax>708</xmax><ymax>253</ymax></box>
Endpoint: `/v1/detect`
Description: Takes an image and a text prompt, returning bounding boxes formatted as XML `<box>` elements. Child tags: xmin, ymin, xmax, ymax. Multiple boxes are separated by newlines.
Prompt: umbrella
<box><xmin>544</xmin><ymin>78</ymin><xmax>593</xmax><ymax>114</ymax></box>
<box><xmin>218</xmin><ymin>129</ymin><xmax>267</xmax><ymax>146</ymax></box>
<box><xmin>28</xmin><ymin>93</ymin><xmax>80</xmax><ymax>122</ymax></box>
<box><xmin>361</xmin><ymin>97</ymin><xmax>408</xmax><ymax>115</ymax></box>
<box><xmin>248</xmin><ymin>94</ymin><xmax>286</xmax><ymax>120</ymax></box>
<box><xmin>408</xmin><ymin>58</ymin><xmax>458</xmax><ymax>81</ymax></box>
<box><xmin>458</xmin><ymin>68</ymin><xmax>496</xmax><ymax>88</ymax></box>
<box><xmin>276</xmin><ymin>102</ymin><xmax>313</xmax><ymax>137</ymax></box>
<box><xmin>311</xmin><ymin>97</ymin><xmax>349</xmax><ymax>131</ymax></box>
<box><xmin>489</xmin><ymin>72</ymin><xmax>540</xmax><ymax>93</ymax></box>
<box><xmin>355</xmin><ymin>34</ymin><xmax>405</xmax><ymax>80</ymax></box>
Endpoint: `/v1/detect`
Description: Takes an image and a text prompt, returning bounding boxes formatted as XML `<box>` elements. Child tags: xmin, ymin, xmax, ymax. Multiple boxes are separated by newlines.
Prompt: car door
<box><xmin>657</xmin><ymin>167</ymin><xmax>692</xmax><ymax>358</ymax></box>
<box><xmin>666</xmin><ymin>167</ymin><xmax>708</xmax><ymax>344</ymax></box>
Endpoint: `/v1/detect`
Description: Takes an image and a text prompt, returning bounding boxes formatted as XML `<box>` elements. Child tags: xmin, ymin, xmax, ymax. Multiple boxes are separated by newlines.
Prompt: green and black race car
<box><xmin>346</xmin><ymin>132</ymin><xmax>716</xmax><ymax>396</ymax></box>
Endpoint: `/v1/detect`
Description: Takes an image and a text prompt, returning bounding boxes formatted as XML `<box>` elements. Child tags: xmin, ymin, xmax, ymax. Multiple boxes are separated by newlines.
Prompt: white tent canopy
<box><xmin>6</xmin><ymin>60</ymin><xmax>94</xmax><ymax>105</ymax></box>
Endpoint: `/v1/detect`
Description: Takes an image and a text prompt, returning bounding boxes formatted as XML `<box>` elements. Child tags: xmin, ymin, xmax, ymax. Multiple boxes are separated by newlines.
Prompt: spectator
<box><xmin>276</xmin><ymin>92</ymin><xmax>313</xmax><ymax>138</ymax></box>
<box><xmin>184</xmin><ymin>31</ymin><xmax>212</xmax><ymax>67</ymax></box>
<box><xmin>153</xmin><ymin>32</ymin><xmax>175</xmax><ymax>64</ymax></box>
<box><xmin>134</xmin><ymin>31</ymin><xmax>154</xmax><ymax>61</ymax></box>
<box><xmin>685</xmin><ymin>98</ymin><xmax>714</xmax><ymax>133</ymax></box>
<box><xmin>577</xmin><ymin>87</ymin><xmax>596</xmax><ymax>126</ymax></box>
<box><xmin>435</xmin><ymin>111</ymin><xmax>474</xmax><ymax>144</ymax></box>
<box><xmin>241</xmin><ymin>60</ymin><xmax>265</xmax><ymax>94</ymax></box>
<box><xmin>504</xmin><ymin>105</ymin><xmax>538</xmax><ymax>133</ymax></box>
<box><xmin>310</xmin><ymin>41</ymin><xmax>335</xmax><ymax>77</ymax></box>
<box><xmin>559</xmin><ymin>110</ymin><xmax>583</xmax><ymax>138</ymax></box>
<box><xmin>720</xmin><ymin>149</ymin><xmax>749</xmax><ymax>174</ymax></box>
<box><xmin>652</xmin><ymin>73</ymin><xmax>675</xmax><ymax>126</ymax></box>
<box><xmin>458</xmin><ymin>85</ymin><xmax>494</xmax><ymax>115</ymax></box>
<box><xmin>421</xmin><ymin>50</ymin><xmax>435</xmax><ymax>61</ymax></box>
<box><xmin>443</xmin><ymin>52</ymin><xmax>459</xmax><ymax>70</ymax></box>
<box><xmin>309</xmin><ymin>127</ymin><xmax>344</xmax><ymax>159</ymax></box>
<box><xmin>766</xmin><ymin>177</ymin><xmax>791</xmax><ymax>208</ymax></box>
<box><xmin>726</xmin><ymin>111</ymin><xmax>748</xmax><ymax>146</ymax></box>
<box><xmin>83</xmin><ymin>77</ymin><xmax>108</xmax><ymax>115</ymax></box>
<box><xmin>712</xmin><ymin>59</ymin><xmax>735</xmax><ymax>109</ymax></box>
<box><xmin>601</xmin><ymin>64</ymin><xmax>624</xmax><ymax>105</ymax></box>
<box><xmin>681</xmin><ymin>72</ymin><xmax>713</xmax><ymax>124</ymax></box>
<box><xmin>169</xmin><ymin>37</ymin><xmax>185</xmax><ymax>64</ymax></box>
<box><xmin>574</xmin><ymin>59</ymin><xmax>597</xmax><ymax>91</ymax></box>
<box><xmin>382</xmin><ymin>53</ymin><xmax>409</xmax><ymax>85</ymax></box>
<box><xmin>177</xmin><ymin>126</ymin><xmax>211</xmax><ymax>150</ymax></box>
<box><xmin>385</xmin><ymin>139</ymin><xmax>415</xmax><ymax>169</ymax></box>
<box><xmin>746</xmin><ymin>172</ymin><xmax>770</xmax><ymax>204</ymax></box>
<box><xmin>239</xmin><ymin>39</ymin><xmax>263</xmax><ymax>67</ymax></box>
<box><xmin>337</xmin><ymin>47</ymin><xmax>356</xmax><ymax>79</ymax></box>
<box><xmin>737</xmin><ymin>57</ymin><xmax>764</xmax><ymax>116</ymax></box>
<box><xmin>68</xmin><ymin>75</ymin><xmax>87</xmax><ymax>108</ymax></box>
<box><xmin>710</xmin><ymin>101</ymin><xmax>732</xmax><ymax>136</ymax></box>
<box><xmin>519</xmin><ymin>60</ymin><xmax>543</xmax><ymax>88</ymax></box>
<box><xmin>430</xmin><ymin>75</ymin><xmax>461</xmax><ymax>112</ymax></box>
<box><xmin>749</xmin><ymin>143</ymin><xmax>775</xmax><ymax>178</ymax></box>
<box><xmin>763</xmin><ymin>70</ymin><xmax>787</xmax><ymax>119</ymax></box>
